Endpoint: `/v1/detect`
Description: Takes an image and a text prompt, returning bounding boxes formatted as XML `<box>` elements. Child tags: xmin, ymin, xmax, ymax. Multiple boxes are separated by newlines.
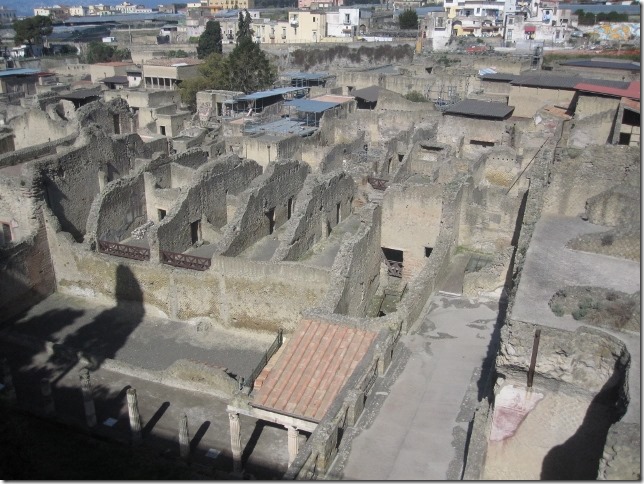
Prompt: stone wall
<box><xmin>458</xmin><ymin>152</ymin><xmax>529</xmax><ymax>252</ymax></box>
<box><xmin>436</xmin><ymin>115</ymin><xmax>510</xmax><ymax>158</ymax></box>
<box><xmin>325</xmin><ymin>203</ymin><xmax>383</xmax><ymax>318</ymax></box>
<box><xmin>216</xmin><ymin>160</ymin><xmax>310</xmax><ymax>257</ymax></box>
<box><xmin>45</xmin><ymin>208</ymin><xmax>332</xmax><ymax>332</ymax></box>
<box><xmin>508</xmin><ymin>85</ymin><xmax>576</xmax><ymax>118</ymax></box>
<box><xmin>496</xmin><ymin>320</ymin><xmax>629</xmax><ymax>395</ymax></box>
<box><xmin>92</xmin><ymin>172</ymin><xmax>146</xmax><ymax>243</ymax></box>
<box><xmin>155</xmin><ymin>155</ymin><xmax>262</xmax><ymax>254</ymax></box>
<box><xmin>8</xmin><ymin>108</ymin><xmax>75</xmax><ymax>150</ymax></box>
<box><xmin>36</xmin><ymin>130</ymin><xmax>155</xmax><ymax>242</ymax></box>
<box><xmin>272</xmin><ymin>170</ymin><xmax>356</xmax><ymax>262</ymax></box>
<box><xmin>542</xmin><ymin>145</ymin><xmax>640</xmax><ymax>218</ymax></box>
<box><xmin>0</xmin><ymin>209</ymin><xmax>56</xmax><ymax>323</ymax></box>
<box><xmin>565</xmin><ymin>228</ymin><xmax>640</xmax><ymax>262</ymax></box>
<box><xmin>381</xmin><ymin>182</ymin><xmax>443</xmax><ymax>280</ymax></box>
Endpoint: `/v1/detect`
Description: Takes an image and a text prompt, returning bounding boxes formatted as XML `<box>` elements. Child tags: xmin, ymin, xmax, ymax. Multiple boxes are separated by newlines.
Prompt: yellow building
<box><xmin>282</xmin><ymin>11</ymin><xmax>327</xmax><ymax>43</ymax></box>
<box><xmin>208</xmin><ymin>0</ymin><xmax>255</xmax><ymax>10</ymax></box>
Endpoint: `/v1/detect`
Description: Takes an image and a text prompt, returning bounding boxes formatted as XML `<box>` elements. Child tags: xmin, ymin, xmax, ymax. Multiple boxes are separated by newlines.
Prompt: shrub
<box><xmin>551</xmin><ymin>303</ymin><xmax>564</xmax><ymax>317</ymax></box>
<box><xmin>404</xmin><ymin>91</ymin><xmax>428</xmax><ymax>102</ymax></box>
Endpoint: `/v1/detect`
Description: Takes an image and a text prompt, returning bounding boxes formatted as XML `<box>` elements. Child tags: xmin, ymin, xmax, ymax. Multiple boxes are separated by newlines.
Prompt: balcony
<box><xmin>290</xmin><ymin>18</ymin><xmax>299</xmax><ymax>26</ymax></box>
<box><xmin>343</xmin><ymin>18</ymin><xmax>351</xmax><ymax>25</ymax></box>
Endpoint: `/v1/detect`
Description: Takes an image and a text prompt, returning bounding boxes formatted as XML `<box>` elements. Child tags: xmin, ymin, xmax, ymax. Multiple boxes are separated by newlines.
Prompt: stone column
<box><xmin>1</xmin><ymin>358</ymin><xmax>16</xmax><ymax>402</ymax></box>
<box><xmin>179</xmin><ymin>413</ymin><xmax>190</xmax><ymax>460</ymax></box>
<box><xmin>228</xmin><ymin>412</ymin><xmax>242</xmax><ymax>473</ymax></box>
<box><xmin>41</xmin><ymin>378</ymin><xmax>55</xmax><ymax>415</ymax></box>
<box><xmin>286</xmin><ymin>425</ymin><xmax>299</xmax><ymax>467</ymax></box>
<box><xmin>79</xmin><ymin>368</ymin><xmax>97</xmax><ymax>428</ymax></box>
<box><xmin>126</xmin><ymin>388</ymin><xmax>142</xmax><ymax>445</ymax></box>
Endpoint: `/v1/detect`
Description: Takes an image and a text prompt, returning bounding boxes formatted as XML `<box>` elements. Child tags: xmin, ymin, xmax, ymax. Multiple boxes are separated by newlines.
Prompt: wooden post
<box><xmin>41</xmin><ymin>378</ymin><xmax>55</xmax><ymax>415</ymax></box>
<box><xmin>179</xmin><ymin>413</ymin><xmax>190</xmax><ymax>460</ymax></box>
<box><xmin>79</xmin><ymin>368</ymin><xmax>97</xmax><ymax>428</ymax></box>
<box><xmin>1</xmin><ymin>358</ymin><xmax>16</xmax><ymax>402</ymax></box>
<box><xmin>126</xmin><ymin>388</ymin><xmax>142</xmax><ymax>445</ymax></box>
<box><xmin>527</xmin><ymin>329</ymin><xmax>541</xmax><ymax>388</ymax></box>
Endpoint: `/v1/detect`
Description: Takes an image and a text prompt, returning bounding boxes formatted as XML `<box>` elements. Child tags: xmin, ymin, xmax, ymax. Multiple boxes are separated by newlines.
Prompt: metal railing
<box><xmin>98</xmin><ymin>240</ymin><xmax>150</xmax><ymax>261</ymax></box>
<box><xmin>384</xmin><ymin>259</ymin><xmax>403</xmax><ymax>278</ymax></box>
<box><xmin>367</xmin><ymin>176</ymin><xmax>388</xmax><ymax>191</ymax></box>
<box><xmin>160</xmin><ymin>250</ymin><xmax>211</xmax><ymax>271</ymax></box>
<box><xmin>244</xmin><ymin>328</ymin><xmax>283</xmax><ymax>392</ymax></box>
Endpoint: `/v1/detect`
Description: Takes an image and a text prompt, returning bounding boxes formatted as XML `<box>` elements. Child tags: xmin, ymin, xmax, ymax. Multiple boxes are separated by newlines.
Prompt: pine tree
<box><xmin>197</xmin><ymin>20</ymin><xmax>223</xmax><ymax>59</ymax></box>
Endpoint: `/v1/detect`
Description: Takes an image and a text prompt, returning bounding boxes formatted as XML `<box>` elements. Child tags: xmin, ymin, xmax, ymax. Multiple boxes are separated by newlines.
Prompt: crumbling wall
<box><xmin>508</xmin><ymin>86</ymin><xmax>576</xmax><ymax>118</ymax></box>
<box><xmin>381</xmin><ymin>182</ymin><xmax>443</xmax><ymax>280</ymax></box>
<box><xmin>216</xmin><ymin>160</ymin><xmax>310</xmax><ymax>257</ymax></box>
<box><xmin>437</xmin><ymin>115</ymin><xmax>508</xmax><ymax>158</ymax></box>
<box><xmin>35</xmin><ymin>129</ymin><xmax>159</xmax><ymax>243</ymax></box>
<box><xmin>325</xmin><ymin>203</ymin><xmax>383</xmax><ymax>317</ymax></box>
<box><xmin>272</xmin><ymin>170</ymin><xmax>356</xmax><ymax>262</ymax></box>
<box><xmin>542</xmin><ymin>145</ymin><xmax>640</xmax><ymax>218</ymax></box>
<box><xmin>156</xmin><ymin>155</ymin><xmax>262</xmax><ymax>254</ymax></box>
<box><xmin>91</xmin><ymin>173</ymin><xmax>147</xmax><ymax>243</ymax></box>
<box><xmin>0</xmin><ymin>210</ymin><xmax>55</xmax><ymax>322</ymax></box>
<box><xmin>584</xmin><ymin>183</ymin><xmax>640</xmax><ymax>229</ymax></box>
<box><xmin>458</xmin><ymin>151</ymin><xmax>528</xmax><ymax>252</ymax></box>
<box><xmin>8</xmin><ymin>108</ymin><xmax>75</xmax><ymax>150</ymax></box>
<box><xmin>45</xmin><ymin>209</ymin><xmax>332</xmax><ymax>331</ymax></box>
<box><xmin>568</xmin><ymin>109</ymin><xmax>619</xmax><ymax>148</ymax></box>
<box><xmin>76</xmin><ymin>98</ymin><xmax>138</xmax><ymax>136</ymax></box>
<box><xmin>0</xmin><ymin>168</ymin><xmax>56</xmax><ymax>321</ymax></box>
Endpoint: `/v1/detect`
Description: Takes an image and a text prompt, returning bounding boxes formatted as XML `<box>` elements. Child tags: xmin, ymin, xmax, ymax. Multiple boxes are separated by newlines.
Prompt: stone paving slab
<box><xmin>337</xmin><ymin>294</ymin><xmax>500</xmax><ymax>480</ymax></box>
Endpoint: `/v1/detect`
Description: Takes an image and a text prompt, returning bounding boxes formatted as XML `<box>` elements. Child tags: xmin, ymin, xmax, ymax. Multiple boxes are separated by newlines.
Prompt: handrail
<box><xmin>160</xmin><ymin>249</ymin><xmax>211</xmax><ymax>271</ymax></box>
<box><xmin>367</xmin><ymin>176</ymin><xmax>388</xmax><ymax>191</ymax></box>
<box><xmin>245</xmin><ymin>328</ymin><xmax>283</xmax><ymax>392</ymax></box>
<box><xmin>98</xmin><ymin>240</ymin><xmax>150</xmax><ymax>261</ymax></box>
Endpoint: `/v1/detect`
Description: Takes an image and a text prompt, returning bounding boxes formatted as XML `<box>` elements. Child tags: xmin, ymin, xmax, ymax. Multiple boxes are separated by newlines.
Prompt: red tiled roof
<box><xmin>575</xmin><ymin>81</ymin><xmax>640</xmax><ymax>100</ymax></box>
<box><xmin>251</xmin><ymin>320</ymin><xmax>377</xmax><ymax>423</ymax></box>
<box><xmin>622</xmin><ymin>97</ymin><xmax>640</xmax><ymax>113</ymax></box>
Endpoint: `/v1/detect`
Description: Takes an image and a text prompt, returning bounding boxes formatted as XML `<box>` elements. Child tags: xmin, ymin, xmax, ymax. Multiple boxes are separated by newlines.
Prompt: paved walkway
<box><xmin>1</xmin><ymin>293</ymin><xmax>274</xmax><ymax>378</ymax></box>
<box><xmin>336</xmin><ymin>294</ymin><xmax>500</xmax><ymax>480</ymax></box>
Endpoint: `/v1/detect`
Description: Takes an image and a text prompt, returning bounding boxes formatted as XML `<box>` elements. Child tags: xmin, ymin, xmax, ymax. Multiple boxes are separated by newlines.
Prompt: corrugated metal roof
<box><xmin>350</xmin><ymin>85</ymin><xmax>382</xmax><ymax>103</ymax></box>
<box><xmin>0</xmin><ymin>68</ymin><xmax>40</xmax><ymax>78</ymax></box>
<box><xmin>285</xmin><ymin>99</ymin><xmax>340</xmax><ymax>113</ymax></box>
<box><xmin>237</xmin><ymin>87</ymin><xmax>307</xmax><ymax>101</ymax></box>
<box><xmin>575</xmin><ymin>81</ymin><xmax>640</xmax><ymax>100</ymax></box>
<box><xmin>283</xmin><ymin>71</ymin><xmax>333</xmax><ymax>81</ymax></box>
<box><xmin>444</xmin><ymin>99</ymin><xmax>514</xmax><ymax>119</ymax></box>
<box><xmin>560</xmin><ymin>59</ymin><xmax>641</xmax><ymax>71</ymax></box>
<box><xmin>251</xmin><ymin>319</ymin><xmax>377</xmax><ymax>422</ymax></box>
<box><xmin>60</xmin><ymin>88</ymin><xmax>101</xmax><ymax>100</ymax></box>
<box><xmin>480</xmin><ymin>73</ymin><xmax>516</xmax><ymax>82</ymax></box>
<box><xmin>510</xmin><ymin>74</ymin><xmax>581</xmax><ymax>89</ymax></box>
<box><xmin>99</xmin><ymin>75</ymin><xmax>129</xmax><ymax>84</ymax></box>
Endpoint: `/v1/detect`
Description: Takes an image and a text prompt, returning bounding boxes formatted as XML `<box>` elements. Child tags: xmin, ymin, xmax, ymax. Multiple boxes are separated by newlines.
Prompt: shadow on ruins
<box><xmin>540</xmin><ymin>356</ymin><xmax>628</xmax><ymax>480</ymax></box>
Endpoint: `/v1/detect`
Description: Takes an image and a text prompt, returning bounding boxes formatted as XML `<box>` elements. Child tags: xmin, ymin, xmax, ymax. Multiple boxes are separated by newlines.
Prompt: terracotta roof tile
<box><xmin>252</xmin><ymin>320</ymin><xmax>377</xmax><ymax>422</ymax></box>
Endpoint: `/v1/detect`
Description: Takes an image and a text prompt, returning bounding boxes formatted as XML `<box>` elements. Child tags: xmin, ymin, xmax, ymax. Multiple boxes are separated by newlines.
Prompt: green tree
<box><xmin>236</xmin><ymin>9</ymin><xmax>252</xmax><ymax>42</ymax></box>
<box><xmin>398</xmin><ymin>9</ymin><xmax>418</xmax><ymax>30</ymax></box>
<box><xmin>85</xmin><ymin>41</ymin><xmax>131</xmax><ymax>63</ymax></box>
<box><xmin>13</xmin><ymin>16</ymin><xmax>53</xmax><ymax>57</ymax></box>
<box><xmin>224</xmin><ymin>36</ymin><xmax>276</xmax><ymax>92</ymax></box>
<box><xmin>197</xmin><ymin>20</ymin><xmax>222</xmax><ymax>59</ymax></box>
<box><xmin>180</xmin><ymin>38</ymin><xmax>276</xmax><ymax>109</ymax></box>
